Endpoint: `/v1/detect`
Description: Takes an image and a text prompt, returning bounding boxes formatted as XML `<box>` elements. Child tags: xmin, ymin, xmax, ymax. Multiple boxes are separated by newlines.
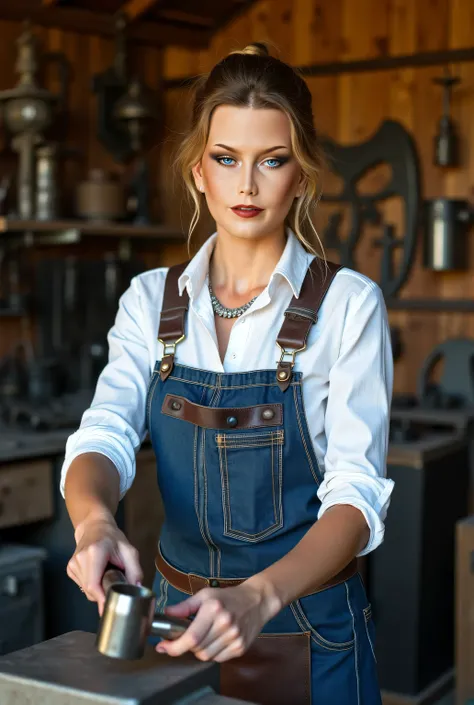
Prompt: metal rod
<box><xmin>386</xmin><ymin>298</ymin><xmax>474</xmax><ymax>312</ymax></box>
<box><xmin>164</xmin><ymin>46</ymin><xmax>474</xmax><ymax>90</ymax></box>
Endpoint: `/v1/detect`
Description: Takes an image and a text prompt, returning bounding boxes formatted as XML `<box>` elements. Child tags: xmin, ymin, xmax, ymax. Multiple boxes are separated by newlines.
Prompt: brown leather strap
<box><xmin>157</xmin><ymin>261</ymin><xmax>190</xmax><ymax>380</ymax></box>
<box><xmin>155</xmin><ymin>544</ymin><xmax>357</xmax><ymax>598</ymax></box>
<box><xmin>275</xmin><ymin>258</ymin><xmax>343</xmax><ymax>391</ymax></box>
<box><xmin>162</xmin><ymin>393</ymin><xmax>283</xmax><ymax>430</ymax></box>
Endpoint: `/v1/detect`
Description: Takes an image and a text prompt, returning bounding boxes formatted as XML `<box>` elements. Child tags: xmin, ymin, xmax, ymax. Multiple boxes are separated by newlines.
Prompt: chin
<box><xmin>218</xmin><ymin>217</ymin><xmax>277</xmax><ymax>241</ymax></box>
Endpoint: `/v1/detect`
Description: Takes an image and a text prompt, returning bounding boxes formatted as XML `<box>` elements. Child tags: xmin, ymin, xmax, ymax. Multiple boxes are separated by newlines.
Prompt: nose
<box><xmin>238</xmin><ymin>163</ymin><xmax>257</xmax><ymax>196</ymax></box>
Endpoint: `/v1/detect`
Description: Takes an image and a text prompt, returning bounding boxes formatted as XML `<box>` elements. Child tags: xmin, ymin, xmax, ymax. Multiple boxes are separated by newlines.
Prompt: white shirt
<box><xmin>60</xmin><ymin>227</ymin><xmax>394</xmax><ymax>557</ymax></box>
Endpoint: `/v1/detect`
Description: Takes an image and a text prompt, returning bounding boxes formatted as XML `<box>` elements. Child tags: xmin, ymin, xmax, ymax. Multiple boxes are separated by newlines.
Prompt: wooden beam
<box><xmin>122</xmin><ymin>0</ymin><xmax>159</xmax><ymax>22</ymax></box>
<box><xmin>157</xmin><ymin>9</ymin><xmax>215</xmax><ymax>28</ymax></box>
<box><xmin>0</xmin><ymin>0</ymin><xmax>212</xmax><ymax>49</ymax></box>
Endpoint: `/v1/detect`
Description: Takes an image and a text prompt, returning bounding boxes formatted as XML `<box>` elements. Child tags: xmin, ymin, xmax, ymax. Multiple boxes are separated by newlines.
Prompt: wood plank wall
<box><xmin>1</xmin><ymin>0</ymin><xmax>474</xmax><ymax>397</ymax></box>
<box><xmin>160</xmin><ymin>0</ymin><xmax>474</xmax><ymax>396</ymax></box>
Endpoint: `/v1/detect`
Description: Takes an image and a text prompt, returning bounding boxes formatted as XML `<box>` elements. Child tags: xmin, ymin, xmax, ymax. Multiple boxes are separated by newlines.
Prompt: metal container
<box><xmin>423</xmin><ymin>198</ymin><xmax>472</xmax><ymax>271</ymax></box>
<box><xmin>35</xmin><ymin>143</ymin><xmax>59</xmax><ymax>221</ymax></box>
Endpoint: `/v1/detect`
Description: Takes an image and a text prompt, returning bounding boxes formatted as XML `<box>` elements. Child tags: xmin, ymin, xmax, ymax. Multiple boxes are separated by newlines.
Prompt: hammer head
<box><xmin>96</xmin><ymin>583</ymin><xmax>156</xmax><ymax>660</ymax></box>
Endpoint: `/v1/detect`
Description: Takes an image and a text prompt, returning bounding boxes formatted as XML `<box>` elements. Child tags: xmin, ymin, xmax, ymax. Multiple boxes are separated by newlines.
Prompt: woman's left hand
<box><xmin>155</xmin><ymin>579</ymin><xmax>280</xmax><ymax>662</ymax></box>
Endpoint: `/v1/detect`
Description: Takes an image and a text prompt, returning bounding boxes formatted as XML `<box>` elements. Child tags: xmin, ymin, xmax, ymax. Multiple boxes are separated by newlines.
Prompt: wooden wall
<box><xmin>2</xmin><ymin>0</ymin><xmax>474</xmax><ymax>396</ymax></box>
<box><xmin>160</xmin><ymin>0</ymin><xmax>474</xmax><ymax>396</ymax></box>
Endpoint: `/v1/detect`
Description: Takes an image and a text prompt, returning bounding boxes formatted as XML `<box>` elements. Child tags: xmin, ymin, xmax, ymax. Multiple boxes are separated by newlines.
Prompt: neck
<box><xmin>209</xmin><ymin>228</ymin><xmax>287</xmax><ymax>297</ymax></box>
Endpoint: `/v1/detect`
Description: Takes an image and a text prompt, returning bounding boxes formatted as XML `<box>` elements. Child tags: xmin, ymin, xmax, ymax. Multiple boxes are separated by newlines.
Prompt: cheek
<box><xmin>268</xmin><ymin>169</ymin><xmax>301</xmax><ymax>204</ymax></box>
<box><xmin>203</xmin><ymin>164</ymin><xmax>231</xmax><ymax>201</ymax></box>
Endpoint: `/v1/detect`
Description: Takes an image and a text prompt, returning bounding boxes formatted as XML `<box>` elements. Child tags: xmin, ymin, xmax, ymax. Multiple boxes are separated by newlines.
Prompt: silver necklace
<box><xmin>208</xmin><ymin>280</ymin><xmax>258</xmax><ymax>318</ymax></box>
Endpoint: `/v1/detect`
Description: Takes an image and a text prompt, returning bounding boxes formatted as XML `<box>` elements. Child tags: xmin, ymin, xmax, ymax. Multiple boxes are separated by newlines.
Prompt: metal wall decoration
<box><xmin>92</xmin><ymin>13</ymin><xmax>156</xmax><ymax>165</ymax></box>
<box><xmin>0</xmin><ymin>22</ymin><xmax>68</xmax><ymax>220</ymax></box>
<box><xmin>433</xmin><ymin>68</ymin><xmax>460</xmax><ymax>168</ymax></box>
<box><xmin>320</xmin><ymin>119</ymin><xmax>421</xmax><ymax>299</ymax></box>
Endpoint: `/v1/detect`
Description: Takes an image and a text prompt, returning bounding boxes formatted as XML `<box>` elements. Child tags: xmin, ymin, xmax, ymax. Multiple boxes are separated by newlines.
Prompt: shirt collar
<box><xmin>268</xmin><ymin>226</ymin><xmax>313</xmax><ymax>299</ymax></box>
<box><xmin>178</xmin><ymin>232</ymin><xmax>217</xmax><ymax>299</ymax></box>
<box><xmin>177</xmin><ymin>226</ymin><xmax>313</xmax><ymax>301</ymax></box>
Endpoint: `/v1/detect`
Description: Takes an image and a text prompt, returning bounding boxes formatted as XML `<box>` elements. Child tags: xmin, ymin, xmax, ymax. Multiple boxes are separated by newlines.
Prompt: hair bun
<box><xmin>229</xmin><ymin>42</ymin><xmax>270</xmax><ymax>58</ymax></box>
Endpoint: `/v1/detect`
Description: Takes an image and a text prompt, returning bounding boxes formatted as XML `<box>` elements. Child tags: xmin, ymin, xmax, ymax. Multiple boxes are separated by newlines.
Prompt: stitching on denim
<box><xmin>293</xmin><ymin>385</ymin><xmax>320</xmax><ymax>486</ymax></box>
<box><xmin>215</xmin><ymin>441</ymin><xmax>283</xmax><ymax>450</ymax></box>
<box><xmin>271</xmin><ymin>436</ymin><xmax>277</xmax><ymax>522</ymax></box>
<box><xmin>217</xmin><ymin>429</ymin><xmax>284</xmax><ymax>542</ymax></box>
<box><xmin>345</xmin><ymin>581</ymin><xmax>361</xmax><ymax>705</ymax></box>
<box><xmin>205</xmin><ymin>377</ymin><xmax>222</xmax><ymax>575</ymax></box>
<box><xmin>363</xmin><ymin>605</ymin><xmax>376</xmax><ymax>663</ymax></box>
<box><xmin>167</xmin><ymin>375</ymin><xmax>300</xmax><ymax>390</ymax></box>
<box><xmin>201</xmin><ymin>428</ymin><xmax>221</xmax><ymax>576</ymax></box>
<box><xmin>291</xmin><ymin>600</ymin><xmax>354</xmax><ymax>651</ymax></box>
<box><xmin>218</xmin><ymin>441</ymin><xmax>230</xmax><ymax>535</ymax></box>
<box><xmin>146</xmin><ymin>371</ymin><xmax>161</xmax><ymax>431</ymax></box>
<box><xmin>193</xmin><ymin>417</ymin><xmax>211</xmax><ymax>563</ymax></box>
<box><xmin>216</xmin><ymin>430</ymin><xmax>284</xmax><ymax>445</ymax></box>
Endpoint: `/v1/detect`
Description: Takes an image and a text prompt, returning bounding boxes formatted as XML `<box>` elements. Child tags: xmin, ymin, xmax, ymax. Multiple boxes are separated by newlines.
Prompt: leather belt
<box><xmin>155</xmin><ymin>545</ymin><xmax>358</xmax><ymax>598</ymax></box>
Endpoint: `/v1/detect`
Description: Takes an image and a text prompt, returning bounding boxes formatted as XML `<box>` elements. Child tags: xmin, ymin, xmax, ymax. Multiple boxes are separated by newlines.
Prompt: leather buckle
<box><xmin>276</xmin><ymin>341</ymin><xmax>306</xmax><ymax>367</ymax></box>
<box><xmin>158</xmin><ymin>334</ymin><xmax>185</xmax><ymax>357</ymax></box>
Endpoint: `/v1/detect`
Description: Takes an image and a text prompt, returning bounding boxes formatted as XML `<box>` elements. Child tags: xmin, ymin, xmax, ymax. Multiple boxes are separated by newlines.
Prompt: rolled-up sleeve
<box><xmin>59</xmin><ymin>275</ymin><xmax>151</xmax><ymax>500</ymax></box>
<box><xmin>317</xmin><ymin>281</ymin><xmax>394</xmax><ymax>556</ymax></box>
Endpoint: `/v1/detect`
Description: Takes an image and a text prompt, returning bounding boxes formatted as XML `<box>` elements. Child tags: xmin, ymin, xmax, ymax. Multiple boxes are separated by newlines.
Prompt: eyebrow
<box><xmin>212</xmin><ymin>144</ymin><xmax>289</xmax><ymax>155</ymax></box>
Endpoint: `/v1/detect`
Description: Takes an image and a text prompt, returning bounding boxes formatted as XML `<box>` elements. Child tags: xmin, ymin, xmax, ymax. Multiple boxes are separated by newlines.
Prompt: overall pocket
<box><xmin>216</xmin><ymin>429</ymin><xmax>284</xmax><ymax>541</ymax></box>
<box><xmin>290</xmin><ymin>584</ymin><xmax>355</xmax><ymax>652</ymax></box>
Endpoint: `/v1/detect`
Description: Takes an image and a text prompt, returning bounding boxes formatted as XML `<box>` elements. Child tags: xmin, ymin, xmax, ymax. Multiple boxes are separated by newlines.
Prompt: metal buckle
<box><xmin>276</xmin><ymin>341</ymin><xmax>306</xmax><ymax>366</ymax></box>
<box><xmin>158</xmin><ymin>335</ymin><xmax>185</xmax><ymax>356</ymax></box>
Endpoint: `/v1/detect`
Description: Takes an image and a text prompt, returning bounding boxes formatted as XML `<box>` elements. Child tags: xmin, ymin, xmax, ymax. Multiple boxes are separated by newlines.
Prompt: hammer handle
<box><xmin>102</xmin><ymin>562</ymin><xmax>127</xmax><ymax>595</ymax></box>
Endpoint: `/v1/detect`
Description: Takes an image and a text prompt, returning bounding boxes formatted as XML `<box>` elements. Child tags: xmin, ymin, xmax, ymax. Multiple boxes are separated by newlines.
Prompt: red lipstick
<box><xmin>231</xmin><ymin>204</ymin><xmax>264</xmax><ymax>218</ymax></box>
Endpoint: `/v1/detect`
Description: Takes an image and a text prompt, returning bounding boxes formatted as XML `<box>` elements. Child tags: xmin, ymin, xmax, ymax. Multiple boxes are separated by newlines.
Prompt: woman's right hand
<box><xmin>67</xmin><ymin>511</ymin><xmax>143</xmax><ymax>616</ymax></box>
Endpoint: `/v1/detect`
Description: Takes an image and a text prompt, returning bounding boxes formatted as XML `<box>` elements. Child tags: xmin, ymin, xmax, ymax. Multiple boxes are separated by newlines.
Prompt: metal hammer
<box><xmin>96</xmin><ymin>564</ymin><xmax>190</xmax><ymax>659</ymax></box>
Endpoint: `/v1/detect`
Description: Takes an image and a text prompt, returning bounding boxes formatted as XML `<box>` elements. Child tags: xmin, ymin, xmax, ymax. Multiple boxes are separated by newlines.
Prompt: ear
<box><xmin>192</xmin><ymin>161</ymin><xmax>204</xmax><ymax>191</ymax></box>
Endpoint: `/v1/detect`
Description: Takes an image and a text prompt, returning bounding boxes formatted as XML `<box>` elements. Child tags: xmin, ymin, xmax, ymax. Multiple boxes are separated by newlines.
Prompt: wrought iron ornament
<box><xmin>320</xmin><ymin>119</ymin><xmax>420</xmax><ymax>299</ymax></box>
<box><xmin>208</xmin><ymin>280</ymin><xmax>257</xmax><ymax>318</ymax></box>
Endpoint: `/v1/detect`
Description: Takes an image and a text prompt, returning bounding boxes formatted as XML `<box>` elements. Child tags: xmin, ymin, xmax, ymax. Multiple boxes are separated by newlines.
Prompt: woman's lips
<box><xmin>231</xmin><ymin>207</ymin><xmax>264</xmax><ymax>218</ymax></box>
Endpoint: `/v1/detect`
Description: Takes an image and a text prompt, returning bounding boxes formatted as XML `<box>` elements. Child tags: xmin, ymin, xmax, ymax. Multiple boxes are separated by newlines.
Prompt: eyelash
<box><xmin>211</xmin><ymin>155</ymin><xmax>287</xmax><ymax>169</ymax></box>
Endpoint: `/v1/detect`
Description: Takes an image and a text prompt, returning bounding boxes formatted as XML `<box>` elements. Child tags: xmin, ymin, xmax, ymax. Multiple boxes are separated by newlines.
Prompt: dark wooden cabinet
<box><xmin>1</xmin><ymin>446</ymin><xmax>162</xmax><ymax>640</ymax></box>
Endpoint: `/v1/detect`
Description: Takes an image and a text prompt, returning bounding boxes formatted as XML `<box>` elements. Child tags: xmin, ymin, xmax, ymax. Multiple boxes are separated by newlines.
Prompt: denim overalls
<box><xmin>146</xmin><ymin>258</ymin><xmax>381</xmax><ymax>705</ymax></box>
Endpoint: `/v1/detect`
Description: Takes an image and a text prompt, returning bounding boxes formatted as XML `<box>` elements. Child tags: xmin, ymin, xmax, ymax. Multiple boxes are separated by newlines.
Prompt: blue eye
<box><xmin>216</xmin><ymin>156</ymin><xmax>236</xmax><ymax>166</ymax></box>
<box><xmin>212</xmin><ymin>155</ymin><xmax>287</xmax><ymax>169</ymax></box>
<box><xmin>264</xmin><ymin>158</ymin><xmax>282</xmax><ymax>169</ymax></box>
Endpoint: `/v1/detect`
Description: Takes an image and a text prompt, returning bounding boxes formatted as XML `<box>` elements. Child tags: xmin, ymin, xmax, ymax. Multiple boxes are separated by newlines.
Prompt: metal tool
<box><xmin>97</xmin><ymin>565</ymin><xmax>190</xmax><ymax>659</ymax></box>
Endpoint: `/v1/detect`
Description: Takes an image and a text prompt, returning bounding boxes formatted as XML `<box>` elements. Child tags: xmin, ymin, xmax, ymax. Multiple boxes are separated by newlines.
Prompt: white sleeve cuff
<box><xmin>317</xmin><ymin>479</ymin><xmax>394</xmax><ymax>556</ymax></box>
<box><xmin>59</xmin><ymin>430</ymin><xmax>137</xmax><ymax>500</ymax></box>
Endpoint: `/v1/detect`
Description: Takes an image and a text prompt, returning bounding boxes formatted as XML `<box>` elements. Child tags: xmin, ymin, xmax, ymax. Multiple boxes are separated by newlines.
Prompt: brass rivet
<box><xmin>262</xmin><ymin>408</ymin><xmax>275</xmax><ymax>420</ymax></box>
<box><xmin>226</xmin><ymin>416</ymin><xmax>238</xmax><ymax>428</ymax></box>
<box><xmin>171</xmin><ymin>400</ymin><xmax>182</xmax><ymax>411</ymax></box>
<box><xmin>209</xmin><ymin>579</ymin><xmax>220</xmax><ymax>588</ymax></box>
<box><xmin>161</xmin><ymin>363</ymin><xmax>170</xmax><ymax>372</ymax></box>
<box><xmin>277</xmin><ymin>370</ymin><xmax>288</xmax><ymax>381</ymax></box>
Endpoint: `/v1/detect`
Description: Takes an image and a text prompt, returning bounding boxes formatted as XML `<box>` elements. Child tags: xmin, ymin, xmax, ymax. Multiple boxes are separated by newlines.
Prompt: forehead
<box><xmin>208</xmin><ymin>105</ymin><xmax>291</xmax><ymax>148</ymax></box>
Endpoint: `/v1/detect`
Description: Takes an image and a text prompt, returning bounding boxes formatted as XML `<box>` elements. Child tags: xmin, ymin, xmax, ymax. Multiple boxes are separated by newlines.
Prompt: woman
<box><xmin>62</xmin><ymin>43</ymin><xmax>394</xmax><ymax>705</ymax></box>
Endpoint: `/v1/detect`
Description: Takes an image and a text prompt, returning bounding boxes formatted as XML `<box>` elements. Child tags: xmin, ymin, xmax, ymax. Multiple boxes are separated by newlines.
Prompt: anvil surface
<box><xmin>0</xmin><ymin>630</ymin><xmax>220</xmax><ymax>704</ymax></box>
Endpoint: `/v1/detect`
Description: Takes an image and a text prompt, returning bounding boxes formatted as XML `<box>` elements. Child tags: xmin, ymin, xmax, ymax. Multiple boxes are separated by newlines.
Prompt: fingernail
<box><xmin>156</xmin><ymin>644</ymin><xmax>166</xmax><ymax>653</ymax></box>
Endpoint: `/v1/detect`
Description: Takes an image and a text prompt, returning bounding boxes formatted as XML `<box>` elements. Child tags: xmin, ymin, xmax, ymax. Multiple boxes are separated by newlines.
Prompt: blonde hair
<box><xmin>173</xmin><ymin>41</ymin><xmax>327</xmax><ymax>264</ymax></box>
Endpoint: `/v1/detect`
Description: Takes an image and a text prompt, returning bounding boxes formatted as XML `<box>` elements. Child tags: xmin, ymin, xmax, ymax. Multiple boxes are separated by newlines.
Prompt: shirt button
<box><xmin>231</xmin><ymin>353</ymin><xmax>237</xmax><ymax>359</ymax></box>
